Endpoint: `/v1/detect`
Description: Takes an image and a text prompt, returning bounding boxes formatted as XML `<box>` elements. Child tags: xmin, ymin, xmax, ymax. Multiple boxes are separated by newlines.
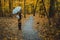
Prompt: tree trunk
<box><xmin>49</xmin><ymin>0</ymin><xmax>55</xmax><ymax>18</ymax></box>
<box><xmin>0</xmin><ymin>0</ymin><xmax>3</xmax><ymax>17</ymax></box>
<box><xmin>33</xmin><ymin>0</ymin><xmax>38</xmax><ymax>16</ymax></box>
<box><xmin>9</xmin><ymin>0</ymin><xmax>13</xmax><ymax>16</ymax></box>
<box><xmin>24</xmin><ymin>0</ymin><xmax>26</xmax><ymax>18</ymax></box>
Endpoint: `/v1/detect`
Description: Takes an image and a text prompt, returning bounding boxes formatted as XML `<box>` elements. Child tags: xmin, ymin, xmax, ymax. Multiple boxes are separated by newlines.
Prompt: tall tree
<box><xmin>30</xmin><ymin>4</ymin><xmax>35</xmax><ymax>14</ymax></box>
<box><xmin>39</xmin><ymin>0</ymin><xmax>48</xmax><ymax>17</ymax></box>
<box><xmin>9</xmin><ymin>0</ymin><xmax>13</xmax><ymax>13</ymax></box>
<box><xmin>0</xmin><ymin>0</ymin><xmax>3</xmax><ymax>17</ymax></box>
<box><xmin>33</xmin><ymin>0</ymin><xmax>39</xmax><ymax>16</ymax></box>
<box><xmin>49</xmin><ymin>0</ymin><xmax>55</xmax><ymax>18</ymax></box>
<box><xmin>24</xmin><ymin>0</ymin><xmax>26</xmax><ymax>18</ymax></box>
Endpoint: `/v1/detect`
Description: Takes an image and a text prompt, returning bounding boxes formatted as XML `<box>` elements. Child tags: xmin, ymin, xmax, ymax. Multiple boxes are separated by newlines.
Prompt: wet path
<box><xmin>22</xmin><ymin>16</ymin><xmax>41</xmax><ymax>40</ymax></box>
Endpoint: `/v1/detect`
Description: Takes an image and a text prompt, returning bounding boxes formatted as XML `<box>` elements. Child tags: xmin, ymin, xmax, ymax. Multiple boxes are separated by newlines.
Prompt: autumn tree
<box><xmin>0</xmin><ymin>0</ymin><xmax>3</xmax><ymax>17</ymax></box>
<box><xmin>9</xmin><ymin>0</ymin><xmax>13</xmax><ymax>13</ymax></box>
<box><xmin>24</xmin><ymin>0</ymin><xmax>26</xmax><ymax>18</ymax></box>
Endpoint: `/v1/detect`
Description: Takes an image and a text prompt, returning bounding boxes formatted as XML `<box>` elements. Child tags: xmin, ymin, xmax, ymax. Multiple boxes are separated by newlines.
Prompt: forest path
<box><xmin>22</xmin><ymin>16</ymin><xmax>41</xmax><ymax>40</ymax></box>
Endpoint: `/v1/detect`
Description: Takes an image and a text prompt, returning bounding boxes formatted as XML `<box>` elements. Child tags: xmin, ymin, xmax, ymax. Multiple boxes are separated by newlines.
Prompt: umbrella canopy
<box><xmin>12</xmin><ymin>6</ymin><xmax>22</xmax><ymax>14</ymax></box>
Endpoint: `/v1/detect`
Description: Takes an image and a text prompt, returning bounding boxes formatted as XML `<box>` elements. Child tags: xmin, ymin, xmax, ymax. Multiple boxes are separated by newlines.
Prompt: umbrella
<box><xmin>12</xmin><ymin>6</ymin><xmax>22</xmax><ymax>14</ymax></box>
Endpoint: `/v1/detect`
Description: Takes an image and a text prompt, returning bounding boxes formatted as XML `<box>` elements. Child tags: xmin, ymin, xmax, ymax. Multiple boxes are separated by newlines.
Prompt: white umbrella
<box><xmin>12</xmin><ymin>6</ymin><xmax>22</xmax><ymax>14</ymax></box>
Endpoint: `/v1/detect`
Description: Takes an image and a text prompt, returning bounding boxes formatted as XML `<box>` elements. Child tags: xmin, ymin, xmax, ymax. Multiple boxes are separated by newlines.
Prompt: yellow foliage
<box><xmin>1</xmin><ymin>0</ymin><xmax>60</xmax><ymax>14</ymax></box>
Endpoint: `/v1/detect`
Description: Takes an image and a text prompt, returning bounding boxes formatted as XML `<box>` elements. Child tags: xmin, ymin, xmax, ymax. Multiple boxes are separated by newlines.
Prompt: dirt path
<box><xmin>22</xmin><ymin>16</ymin><xmax>41</xmax><ymax>40</ymax></box>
